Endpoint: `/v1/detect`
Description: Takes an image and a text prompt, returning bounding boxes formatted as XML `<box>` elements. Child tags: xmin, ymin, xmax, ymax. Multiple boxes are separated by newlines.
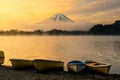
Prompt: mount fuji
<box><xmin>42</xmin><ymin>13</ymin><xmax>74</xmax><ymax>22</ymax></box>
<box><xmin>26</xmin><ymin>13</ymin><xmax>91</xmax><ymax>31</ymax></box>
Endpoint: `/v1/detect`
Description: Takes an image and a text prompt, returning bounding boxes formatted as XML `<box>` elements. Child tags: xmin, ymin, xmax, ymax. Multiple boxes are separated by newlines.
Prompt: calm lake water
<box><xmin>0</xmin><ymin>35</ymin><xmax>120</xmax><ymax>74</ymax></box>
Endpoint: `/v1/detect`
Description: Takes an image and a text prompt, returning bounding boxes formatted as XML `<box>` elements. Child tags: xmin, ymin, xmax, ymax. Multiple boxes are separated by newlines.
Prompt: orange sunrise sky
<box><xmin>0</xmin><ymin>0</ymin><xmax>120</xmax><ymax>30</ymax></box>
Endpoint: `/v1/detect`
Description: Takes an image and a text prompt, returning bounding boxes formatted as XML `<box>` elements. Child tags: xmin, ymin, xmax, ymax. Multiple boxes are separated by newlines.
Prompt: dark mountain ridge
<box><xmin>89</xmin><ymin>20</ymin><xmax>120</xmax><ymax>35</ymax></box>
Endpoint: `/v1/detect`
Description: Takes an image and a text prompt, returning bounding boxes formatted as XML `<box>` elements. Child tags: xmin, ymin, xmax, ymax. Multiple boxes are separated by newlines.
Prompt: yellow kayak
<box><xmin>10</xmin><ymin>59</ymin><xmax>34</xmax><ymax>69</ymax></box>
<box><xmin>0</xmin><ymin>51</ymin><xmax>4</xmax><ymax>65</ymax></box>
<box><xmin>85</xmin><ymin>60</ymin><xmax>111</xmax><ymax>74</ymax></box>
<box><xmin>33</xmin><ymin>59</ymin><xmax>64</xmax><ymax>72</ymax></box>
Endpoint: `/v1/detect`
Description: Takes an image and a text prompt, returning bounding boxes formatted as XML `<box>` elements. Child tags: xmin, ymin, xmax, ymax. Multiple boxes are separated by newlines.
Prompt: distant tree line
<box><xmin>0</xmin><ymin>29</ymin><xmax>88</xmax><ymax>35</ymax></box>
<box><xmin>0</xmin><ymin>20</ymin><xmax>120</xmax><ymax>35</ymax></box>
<box><xmin>0</xmin><ymin>29</ymin><xmax>43</xmax><ymax>35</ymax></box>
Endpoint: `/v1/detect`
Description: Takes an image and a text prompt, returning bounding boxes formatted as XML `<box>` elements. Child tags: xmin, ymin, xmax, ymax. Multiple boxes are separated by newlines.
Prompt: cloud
<box><xmin>26</xmin><ymin>0</ymin><xmax>120</xmax><ymax>31</ymax></box>
<box><xmin>65</xmin><ymin>0</ymin><xmax>120</xmax><ymax>24</ymax></box>
<box><xmin>0</xmin><ymin>0</ymin><xmax>120</xmax><ymax>30</ymax></box>
<box><xmin>68</xmin><ymin>0</ymin><xmax>120</xmax><ymax>15</ymax></box>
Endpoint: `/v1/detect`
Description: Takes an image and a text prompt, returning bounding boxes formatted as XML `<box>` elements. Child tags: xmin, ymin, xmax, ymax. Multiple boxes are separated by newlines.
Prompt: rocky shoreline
<box><xmin>0</xmin><ymin>65</ymin><xmax>120</xmax><ymax>80</ymax></box>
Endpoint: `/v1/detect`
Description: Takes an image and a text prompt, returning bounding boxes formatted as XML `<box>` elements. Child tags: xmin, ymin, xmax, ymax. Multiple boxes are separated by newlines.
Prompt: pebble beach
<box><xmin>0</xmin><ymin>65</ymin><xmax>120</xmax><ymax>80</ymax></box>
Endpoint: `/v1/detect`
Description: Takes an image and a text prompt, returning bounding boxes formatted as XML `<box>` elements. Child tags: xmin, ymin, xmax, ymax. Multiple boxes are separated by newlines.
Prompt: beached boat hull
<box><xmin>67</xmin><ymin>60</ymin><xmax>86</xmax><ymax>73</ymax></box>
<box><xmin>10</xmin><ymin>59</ymin><xmax>34</xmax><ymax>69</ymax></box>
<box><xmin>0</xmin><ymin>51</ymin><xmax>4</xmax><ymax>65</ymax></box>
<box><xmin>33</xmin><ymin>59</ymin><xmax>64</xmax><ymax>72</ymax></box>
<box><xmin>85</xmin><ymin>60</ymin><xmax>111</xmax><ymax>74</ymax></box>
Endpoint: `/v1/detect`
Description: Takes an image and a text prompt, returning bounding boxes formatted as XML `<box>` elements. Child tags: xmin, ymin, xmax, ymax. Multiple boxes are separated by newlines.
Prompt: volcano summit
<box><xmin>48</xmin><ymin>13</ymin><xmax>73</xmax><ymax>22</ymax></box>
<box><xmin>39</xmin><ymin>13</ymin><xmax>74</xmax><ymax>24</ymax></box>
<box><xmin>28</xmin><ymin>13</ymin><xmax>82</xmax><ymax>31</ymax></box>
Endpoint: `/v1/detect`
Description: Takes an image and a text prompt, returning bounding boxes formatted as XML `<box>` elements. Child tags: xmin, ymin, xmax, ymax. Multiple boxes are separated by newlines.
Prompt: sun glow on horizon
<box><xmin>0</xmin><ymin>0</ymin><xmax>120</xmax><ymax>30</ymax></box>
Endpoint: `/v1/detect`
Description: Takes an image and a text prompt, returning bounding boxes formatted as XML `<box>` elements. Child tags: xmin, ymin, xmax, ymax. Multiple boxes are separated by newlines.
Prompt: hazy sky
<box><xmin>0</xmin><ymin>0</ymin><xmax>120</xmax><ymax>30</ymax></box>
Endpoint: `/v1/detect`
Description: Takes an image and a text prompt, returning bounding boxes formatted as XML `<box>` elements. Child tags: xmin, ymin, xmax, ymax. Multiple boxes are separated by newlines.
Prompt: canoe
<box><xmin>10</xmin><ymin>59</ymin><xmax>34</xmax><ymax>69</ymax></box>
<box><xmin>33</xmin><ymin>59</ymin><xmax>64</xmax><ymax>72</ymax></box>
<box><xmin>67</xmin><ymin>60</ymin><xmax>86</xmax><ymax>73</ymax></box>
<box><xmin>0</xmin><ymin>51</ymin><xmax>4</xmax><ymax>65</ymax></box>
<box><xmin>85</xmin><ymin>60</ymin><xmax>111</xmax><ymax>74</ymax></box>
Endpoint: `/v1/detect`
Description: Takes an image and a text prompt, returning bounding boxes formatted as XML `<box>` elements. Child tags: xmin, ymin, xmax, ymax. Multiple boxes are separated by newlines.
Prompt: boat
<box><xmin>67</xmin><ymin>60</ymin><xmax>86</xmax><ymax>73</ymax></box>
<box><xmin>10</xmin><ymin>59</ymin><xmax>34</xmax><ymax>69</ymax></box>
<box><xmin>85</xmin><ymin>60</ymin><xmax>111</xmax><ymax>74</ymax></box>
<box><xmin>33</xmin><ymin>59</ymin><xmax>64</xmax><ymax>72</ymax></box>
<box><xmin>0</xmin><ymin>51</ymin><xmax>5</xmax><ymax>65</ymax></box>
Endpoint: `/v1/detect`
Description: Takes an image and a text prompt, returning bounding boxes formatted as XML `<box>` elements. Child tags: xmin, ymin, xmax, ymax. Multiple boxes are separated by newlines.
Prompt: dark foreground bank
<box><xmin>0</xmin><ymin>65</ymin><xmax>120</xmax><ymax>80</ymax></box>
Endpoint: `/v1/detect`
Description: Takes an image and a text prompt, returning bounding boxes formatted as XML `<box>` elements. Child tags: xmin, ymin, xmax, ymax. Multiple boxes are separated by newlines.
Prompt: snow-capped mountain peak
<box><xmin>49</xmin><ymin>13</ymin><xmax>73</xmax><ymax>22</ymax></box>
<box><xmin>27</xmin><ymin>13</ymin><xmax>78</xmax><ymax>31</ymax></box>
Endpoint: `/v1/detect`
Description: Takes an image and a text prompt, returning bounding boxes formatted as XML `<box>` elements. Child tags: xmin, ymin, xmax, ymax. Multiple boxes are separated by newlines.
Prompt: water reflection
<box><xmin>0</xmin><ymin>36</ymin><xmax>120</xmax><ymax>74</ymax></box>
<box><xmin>90</xmin><ymin>40</ymin><xmax>120</xmax><ymax>62</ymax></box>
<box><xmin>113</xmin><ymin>41</ymin><xmax>120</xmax><ymax>57</ymax></box>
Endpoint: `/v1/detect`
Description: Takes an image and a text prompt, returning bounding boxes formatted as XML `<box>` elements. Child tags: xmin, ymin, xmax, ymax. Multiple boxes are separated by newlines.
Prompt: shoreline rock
<box><xmin>0</xmin><ymin>65</ymin><xmax>120</xmax><ymax>80</ymax></box>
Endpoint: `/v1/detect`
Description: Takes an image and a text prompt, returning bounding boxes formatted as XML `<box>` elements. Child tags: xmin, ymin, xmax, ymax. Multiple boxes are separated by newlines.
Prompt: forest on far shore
<box><xmin>0</xmin><ymin>29</ymin><xmax>88</xmax><ymax>35</ymax></box>
<box><xmin>0</xmin><ymin>20</ymin><xmax>120</xmax><ymax>35</ymax></box>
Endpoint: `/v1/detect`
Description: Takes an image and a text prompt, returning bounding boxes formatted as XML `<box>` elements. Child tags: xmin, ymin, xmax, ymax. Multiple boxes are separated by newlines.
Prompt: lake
<box><xmin>0</xmin><ymin>35</ymin><xmax>120</xmax><ymax>74</ymax></box>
